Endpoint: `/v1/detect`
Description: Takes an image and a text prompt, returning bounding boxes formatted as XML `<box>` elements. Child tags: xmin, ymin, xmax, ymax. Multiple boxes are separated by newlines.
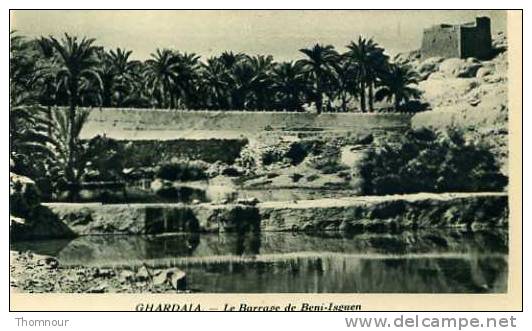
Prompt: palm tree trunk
<box><xmin>67</xmin><ymin>83</ymin><xmax>78</xmax><ymax>201</ymax></box>
<box><xmin>394</xmin><ymin>95</ymin><xmax>400</xmax><ymax>112</ymax></box>
<box><xmin>368</xmin><ymin>82</ymin><xmax>374</xmax><ymax>112</ymax></box>
<box><xmin>315</xmin><ymin>79</ymin><xmax>322</xmax><ymax>114</ymax></box>
<box><xmin>169</xmin><ymin>92</ymin><xmax>175</xmax><ymax>109</ymax></box>
<box><xmin>341</xmin><ymin>94</ymin><xmax>348</xmax><ymax>112</ymax></box>
<box><xmin>360</xmin><ymin>81</ymin><xmax>366</xmax><ymax>113</ymax></box>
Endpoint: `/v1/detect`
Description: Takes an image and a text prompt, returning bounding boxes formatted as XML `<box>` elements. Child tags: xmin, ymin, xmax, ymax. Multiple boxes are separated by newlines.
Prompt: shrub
<box><xmin>306</xmin><ymin>141</ymin><xmax>347</xmax><ymax>174</ymax></box>
<box><xmin>237</xmin><ymin>140</ymin><xmax>312</xmax><ymax>169</ymax></box>
<box><xmin>156</xmin><ymin>159</ymin><xmax>208</xmax><ymax>181</ymax></box>
<box><xmin>261</xmin><ymin>146</ymin><xmax>286</xmax><ymax>166</ymax></box>
<box><xmin>359</xmin><ymin>127</ymin><xmax>507</xmax><ymax>195</ymax></box>
<box><xmin>236</xmin><ymin>145</ymin><xmax>258</xmax><ymax>169</ymax></box>
<box><xmin>83</xmin><ymin>136</ymin><xmax>126</xmax><ymax>182</ymax></box>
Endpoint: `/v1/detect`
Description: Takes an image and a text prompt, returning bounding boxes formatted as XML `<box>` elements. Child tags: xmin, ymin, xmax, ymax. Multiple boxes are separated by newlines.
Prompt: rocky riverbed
<box><xmin>10</xmin><ymin>251</ymin><xmax>188</xmax><ymax>294</ymax></box>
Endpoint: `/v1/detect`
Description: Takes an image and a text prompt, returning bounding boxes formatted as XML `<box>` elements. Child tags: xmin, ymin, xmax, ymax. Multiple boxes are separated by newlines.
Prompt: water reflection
<box><xmin>11</xmin><ymin>230</ymin><xmax>508</xmax><ymax>293</ymax></box>
<box><xmin>183</xmin><ymin>255</ymin><xmax>507</xmax><ymax>293</ymax></box>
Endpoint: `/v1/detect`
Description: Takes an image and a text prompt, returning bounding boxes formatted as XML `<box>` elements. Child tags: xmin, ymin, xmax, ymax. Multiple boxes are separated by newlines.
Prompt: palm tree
<box><xmin>46</xmin><ymin>33</ymin><xmax>101</xmax><ymax>196</ymax></box>
<box><xmin>247</xmin><ymin>55</ymin><xmax>275</xmax><ymax>110</ymax></box>
<box><xmin>48</xmin><ymin>107</ymin><xmax>92</xmax><ymax>198</ymax></box>
<box><xmin>271</xmin><ymin>61</ymin><xmax>309</xmax><ymax>111</ymax></box>
<box><xmin>99</xmin><ymin>48</ymin><xmax>137</xmax><ymax>107</ymax></box>
<box><xmin>10</xmin><ymin>32</ymin><xmax>36</xmax><ymax>99</ymax></box>
<box><xmin>10</xmin><ymin>102</ymin><xmax>57</xmax><ymax>177</ymax></box>
<box><xmin>34</xmin><ymin>37</ymin><xmax>60</xmax><ymax>111</ymax></box>
<box><xmin>299</xmin><ymin>44</ymin><xmax>339</xmax><ymax>114</ymax></box>
<box><xmin>171</xmin><ymin>52</ymin><xmax>201</xmax><ymax>109</ymax></box>
<box><xmin>332</xmin><ymin>56</ymin><xmax>359</xmax><ymax>112</ymax></box>
<box><xmin>375</xmin><ymin>64</ymin><xmax>421</xmax><ymax>111</ymax></box>
<box><xmin>120</xmin><ymin>60</ymin><xmax>151</xmax><ymax>108</ymax></box>
<box><xmin>219</xmin><ymin>51</ymin><xmax>245</xmax><ymax>71</ymax></box>
<box><xmin>216</xmin><ymin>51</ymin><xmax>250</xmax><ymax>109</ymax></box>
<box><xmin>200</xmin><ymin>57</ymin><xmax>230</xmax><ymax>109</ymax></box>
<box><xmin>229</xmin><ymin>60</ymin><xmax>257</xmax><ymax>109</ymax></box>
<box><xmin>346</xmin><ymin>37</ymin><xmax>388</xmax><ymax>112</ymax></box>
<box><xmin>143</xmin><ymin>48</ymin><xmax>179</xmax><ymax>108</ymax></box>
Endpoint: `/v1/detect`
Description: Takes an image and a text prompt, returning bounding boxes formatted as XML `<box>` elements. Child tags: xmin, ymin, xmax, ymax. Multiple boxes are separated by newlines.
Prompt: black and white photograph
<box><xmin>8</xmin><ymin>9</ymin><xmax>522</xmax><ymax>311</ymax></box>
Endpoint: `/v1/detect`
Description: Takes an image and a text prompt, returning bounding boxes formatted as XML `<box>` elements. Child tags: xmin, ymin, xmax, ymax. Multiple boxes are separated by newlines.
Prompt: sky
<box><xmin>10</xmin><ymin>10</ymin><xmax>507</xmax><ymax>61</ymax></box>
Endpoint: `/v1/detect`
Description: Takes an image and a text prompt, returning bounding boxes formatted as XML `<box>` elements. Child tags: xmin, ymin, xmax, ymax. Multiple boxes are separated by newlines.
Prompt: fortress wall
<box><xmin>460</xmin><ymin>18</ymin><xmax>492</xmax><ymax>59</ymax></box>
<box><xmin>420</xmin><ymin>26</ymin><xmax>461</xmax><ymax>59</ymax></box>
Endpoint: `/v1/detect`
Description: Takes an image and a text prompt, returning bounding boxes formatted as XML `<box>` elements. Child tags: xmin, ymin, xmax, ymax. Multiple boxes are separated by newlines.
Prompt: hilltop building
<box><xmin>420</xmin><ymin>16</ymin><xmax>492</xmax><ymax>60</ymax></box>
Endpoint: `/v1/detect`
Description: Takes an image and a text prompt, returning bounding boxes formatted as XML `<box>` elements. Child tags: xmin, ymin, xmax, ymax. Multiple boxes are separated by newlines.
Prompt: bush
<box><xmin>83</xmin><ymin>136</ymin><xmax>126</xmax><ymax>182</ymax></box>
<box><xmin>306</xmin><ymin>141</ymin><xmax>348</xmax><ymax>174</ymax></box>
<box><xmin>156</xmin><ymin>159</ymin><xmax>208</xmax><ymax>181</ymax></box>
<box><xmin>237</xmin><ymin>140</ymin><xmax>313</xmax><ymax>169</ymax></box>
<box><xmin>360</xmin><ymin>128</ymin><xmax>507</xmax><ymax>195</ymax></box>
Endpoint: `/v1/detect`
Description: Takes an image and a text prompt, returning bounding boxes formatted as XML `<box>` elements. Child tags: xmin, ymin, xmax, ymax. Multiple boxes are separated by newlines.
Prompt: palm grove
<box><xmin>10</xmin><ymin>32</ymin><xmax>423</xmax><ymax>200</ymax></box>
<box><xmin>12</xmin><ymin>32</ymin><xmax>422</xmax><ymax>113</ymax></box>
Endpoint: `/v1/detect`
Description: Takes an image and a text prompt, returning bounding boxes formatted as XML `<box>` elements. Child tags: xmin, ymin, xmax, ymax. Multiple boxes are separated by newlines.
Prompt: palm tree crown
<box><xmin>299</xmin><ymin>43</ymin><xmax>339</xmax><ymax>114</ymax></box>
<box><xmin>375</xmin><ymin>64</ymin><xmax>421</xmax><ymax>111</ymax></box>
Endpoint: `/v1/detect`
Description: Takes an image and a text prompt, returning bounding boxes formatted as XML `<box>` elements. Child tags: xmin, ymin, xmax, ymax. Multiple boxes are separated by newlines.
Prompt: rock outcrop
<box><xmin>410</xmin><ymin>32</ymin><xmax>509</xmax><ymax>175</ymax></box>
<box><xmin>10</xmin><ymin>172</ymin><xmax>76</xmax><ymax>241</ymax></box>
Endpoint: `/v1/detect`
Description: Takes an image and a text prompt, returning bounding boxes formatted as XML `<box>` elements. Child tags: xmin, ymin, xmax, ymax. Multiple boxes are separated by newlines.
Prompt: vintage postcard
<box><xmin>9</xmin><ymin>9</ymin><xmax>522</xmax><ymax>311</ymax></box>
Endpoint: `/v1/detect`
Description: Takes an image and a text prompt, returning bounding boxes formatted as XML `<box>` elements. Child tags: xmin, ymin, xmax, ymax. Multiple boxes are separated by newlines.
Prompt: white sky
<box><xmin>10</xmin><ymin>10</ymin><xmax>507</xmax><ymax>61</ymax></box>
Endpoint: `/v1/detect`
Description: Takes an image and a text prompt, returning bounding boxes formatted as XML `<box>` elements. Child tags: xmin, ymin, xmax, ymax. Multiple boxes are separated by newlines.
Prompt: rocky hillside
<box><xmin>395</xmin><ymin>32</ymin><xmax>509</xmax><ymax>175</ymax></box>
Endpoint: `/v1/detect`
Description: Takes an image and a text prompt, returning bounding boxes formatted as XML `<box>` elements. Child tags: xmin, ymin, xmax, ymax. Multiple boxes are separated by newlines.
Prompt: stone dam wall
<box><xmin>75</xmin><ymin>108</ymin><xmax>414</xmax><ymax>165</ymax></box>
<box><xmin>80</xmin><ymin>108</ymin><xmax>413</xmax><ymax>140</ymax></box>
<box><xmin>39</xmin><ymin>193</ymin><xmax>508</xmax><ymax>238</ymax></box>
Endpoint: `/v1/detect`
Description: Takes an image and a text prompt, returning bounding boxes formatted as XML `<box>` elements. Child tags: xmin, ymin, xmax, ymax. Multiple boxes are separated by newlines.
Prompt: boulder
<box><xmin>419</xmin><ymin>77</ymin><xmax>479</xmax><ymax>107</ymax></box>
<box><xmin>118</xmin><ymin>270</ymin><xmax>135</xmax><ymax>283</ymax></box>
<box><xmin>168</xmin><ymin>269</ymin><xmax>187</xmax><ymax>291</ymax></box>
<box><xmin>438</xmin><ymin>58</ymin><xmax>482</xmax><ymax>78</ymax></box>
<box><xmin>87</xmin><ymin>283</ymin><xmax>108</xmax><ymax>293</ymax></box>
<box><xmin>152</xmin><ymin>270</ymin><xmax>170</xmax><ymax>286</ymax></box>
<box><xmin>476</xmin><ymin>66</ymin><xmax>494</xmax><ymax>79</ymax></box>
<box><xmin>416</xmin><ymin>56</ymin><xmax>444</xmax><ymax>80</ymax></box>
<box><xmin>152</xmin><ymin>268</ymin><xmax>186</xmax><ymax>289</ymax></box>
<box><xmin>492</xmin><ymin>31</ymin><xmax>507</xmax><ymax>52</ymax></box>
<box><xmin>136</xmin><ymin>265</ymin><xmax>151</xmax><ymax>281</ymax></box>
<box><xmin>93</xmin><ymin>268</ymin><xmax>115</xmax><ymax>278</ymax></box>
<box><xmin>393</xmin><ymin>50</ymin><xmax>421</xmax><ymax>65</ymax></box>
<box><xmin>37</xmin><ymin>256</ymin><xmax>59</xmax><ymax>269</ymax></box>
<box><xmin>150</xmin><ymin>178</ymin><xmax>169</xmax><ymax>192</ymax></box>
